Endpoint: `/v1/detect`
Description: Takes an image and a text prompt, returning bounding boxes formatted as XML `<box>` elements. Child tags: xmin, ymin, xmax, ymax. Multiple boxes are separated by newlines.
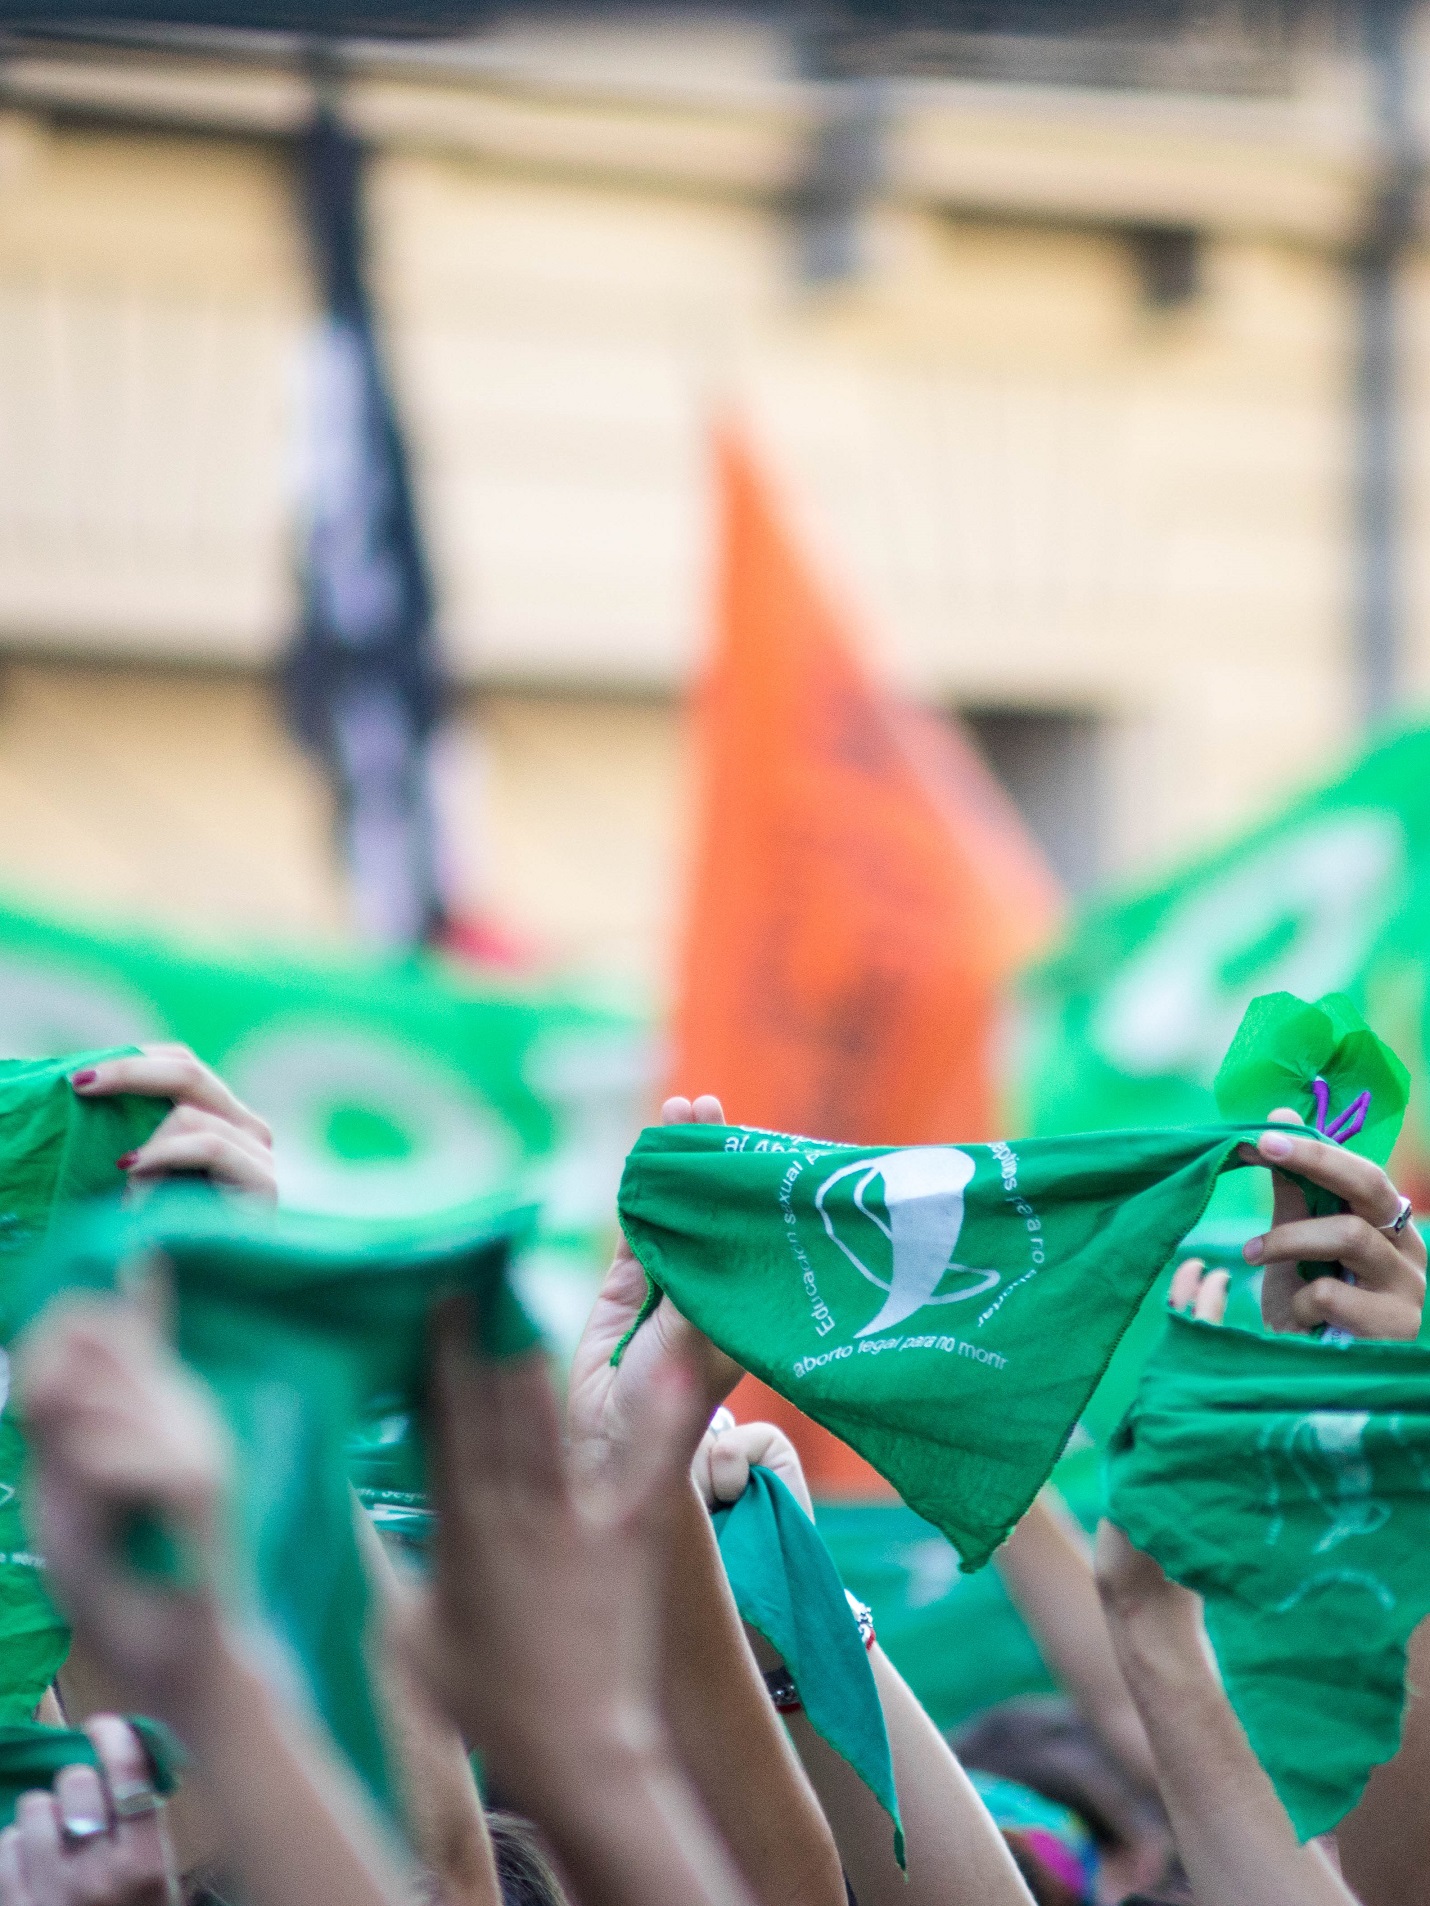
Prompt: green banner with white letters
<box><xmin>0</xmin><ymin>895</ymin><xmax>648</xmax><ymax>1358</ymax></box>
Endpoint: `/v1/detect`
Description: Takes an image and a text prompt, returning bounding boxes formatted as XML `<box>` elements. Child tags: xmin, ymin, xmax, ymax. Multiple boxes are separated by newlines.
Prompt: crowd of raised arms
<box><xmin>0</xmin><ymin>1048</ymin><xmax>1425</xmax><ymax>1906</ymax></box>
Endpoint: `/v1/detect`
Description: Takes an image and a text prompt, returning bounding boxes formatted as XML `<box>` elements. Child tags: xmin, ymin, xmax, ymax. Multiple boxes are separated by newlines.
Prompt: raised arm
<box><xmin>995</xmin><ymin>1490</ymin><xmax>1158</xmax><ymax>1794</ymax></box>
<box><xmin>1094</xmin><ymin>1520</ymin><xmax>1357</xmax><ymax>1906</ymax></box>
<box><xmin>16</xmin><ymin>1296</ymin><xmax>414</xmax><ymax>1906</ymax></box>
<box><xmin>407</xmin><ymin>1308</ymin><xmax>757</xmax><ymax>1906</ymax></box>
<box><xmin>695</xmin><ymin>1417</ymin><xmax>1033</xmax><ymax>1906</ymax></box>
<box><xmin>565</xmin><ymin>1091</ymin><xmax>843</xmax><ymax>1906</ymax></box>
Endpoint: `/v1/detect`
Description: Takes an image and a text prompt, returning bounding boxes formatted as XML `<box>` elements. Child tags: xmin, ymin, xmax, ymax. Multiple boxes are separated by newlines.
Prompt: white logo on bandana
<box><xmin>815</xmin><ymin>1148</ymin><xmax>999</xmax><ymax>1337</ymax></box>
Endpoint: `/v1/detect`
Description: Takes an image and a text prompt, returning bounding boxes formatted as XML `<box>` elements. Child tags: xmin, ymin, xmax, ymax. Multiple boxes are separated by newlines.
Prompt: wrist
<box><xmin>1106</xmin><ymin>1596</ymin><xmax>1212</xmax><ymax>1697</ymax></box>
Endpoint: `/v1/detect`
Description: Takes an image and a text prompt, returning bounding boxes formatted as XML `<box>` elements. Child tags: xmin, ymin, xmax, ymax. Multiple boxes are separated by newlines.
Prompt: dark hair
<box><xmin>955</xmin><ymin>1696</ymin><xmax>1165</xmax><ymax>1851</ymax></box>
<box><xmin>487</xmin><ymin>1811</ymin><xmax>569</xmax><ymax>1906</ymax></box>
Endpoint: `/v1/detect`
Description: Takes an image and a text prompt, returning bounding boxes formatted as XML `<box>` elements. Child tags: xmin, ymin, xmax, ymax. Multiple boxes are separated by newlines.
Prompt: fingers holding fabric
<box><xmin>1254</xmin><ymin>1122</ymin><xmax>1422</xmax><ymax>1254</ymax></box>
<box><xmin>1168</xmin><ymin>1259</ymin><xmax>1230</xmax><ymax>1325</ymax></box>
<box><xmin>121</xmin><ymin>1107</ymin><xmax>276</xmax><ymax>1201</ymax></box>
<box><xmin>71</xmin><ymin>1048</ymin><xmax>270</xmax><ymax>1147</ymax></box>
<box><xmin>692</xmin><ymin>1420</ymin><xmax>815</xmax><ymax>1518</ymax></box>
<box><xmin>662</xmin><ymin>1095</ymin><xmax>726</xmax><ymax>1126</ymax></box>
<box><xmin>1244</xmin><ymin>1211</ymin><xmax>1425</xmax><ymax>1340</ymax></box>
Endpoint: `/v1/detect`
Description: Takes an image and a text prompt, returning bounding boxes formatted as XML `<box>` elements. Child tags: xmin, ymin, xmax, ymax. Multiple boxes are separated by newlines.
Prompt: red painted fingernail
<box><xmin>116</xmin><ymin>1152</ymin><xmax>137</xmax><ymax>1170</ymax></box>
<box><xmin>70</xmin><ymin>1069</ymin><xmax>97</xmax><ymax>1088</ymax></box>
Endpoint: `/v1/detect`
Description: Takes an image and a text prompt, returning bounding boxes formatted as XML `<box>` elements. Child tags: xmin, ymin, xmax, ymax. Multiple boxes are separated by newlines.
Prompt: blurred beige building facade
<box><xmin>0</xmin><ymin>13</ymin><xmax>1426</xmax><ymax>987</ymax></box>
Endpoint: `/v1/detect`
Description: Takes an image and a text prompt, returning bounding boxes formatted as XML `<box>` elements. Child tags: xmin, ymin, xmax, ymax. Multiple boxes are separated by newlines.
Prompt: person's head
<box><xmin>487</xmin><ymin>1810</ymin><xmax>569</xmax><ymax>1906</ymax></box>
<box><xmin>956</xmin><ymin>1696</ymin><xmax>1180</xmax><ymax>1902</ymax></box>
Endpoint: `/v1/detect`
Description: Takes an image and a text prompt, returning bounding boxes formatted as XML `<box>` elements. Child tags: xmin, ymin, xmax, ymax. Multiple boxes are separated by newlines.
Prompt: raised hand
<box><xmin>71</xmin><ymin>1048</ymin><xmax>276</xmax><ymax>1203</ymax></box>
<box><xmin>566</xmin><ymin>1094</ymin><xmax>741</xmax><ymax>1475</ymax></box>
<box><xmin>408</xmin><ymin>1307</ymin><xmax>705</xmax><ymax>1797</ymax></box>
<box><xmin>1168</xmin><ymin>1257</ymin><xmax>1231</xmax><ymax>1324</ymax></box>
<box><xmin>691</xmin><ymin>1418</ymin><xmax>814</xmax><ymax>1518</ymax></box>
<box><xmin>0</xmin><ymin>1717</ymin><xmax>179</xmax><ymax>1906</ymax></box>
<box><xmin>14</xmin><ymin>1296</ymin><xmax>232</xmax><ymax>1727</ymax></box>
<box><xmin>1239</xmin><ymin>1111</ymin><xmax>1425</xmax><ymax>1339</ymax></box>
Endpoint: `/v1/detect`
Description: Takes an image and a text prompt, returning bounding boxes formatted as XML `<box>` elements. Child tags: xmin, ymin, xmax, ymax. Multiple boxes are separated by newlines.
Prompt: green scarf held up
<box><xmin>0</xmin><ymin>1716</ymin><xmax>184</xmax><ymax>1828</ymax></box>
<box><xmin>10</xmin><ymin>1186</ymin><xmax>538</xmax><ymax>1825</ymax></box>
<box><xmin>0</xmin><ymin>1050</ymin><xmax>169</xmax><ymax>1722</ymax></box>
<box><xmin>1107</xmin><ymin>1311</ymin><xmax>1430</xmax><ymax>1839</ymax></box>
<box><xmin>713</xmin><ymin>1466</ymin><xmax>902</xmax><ymax>1865</ymax></box>
<box><xmin>617</xmin><ymin>1120</ymin><xmax>1292</xmax><ymax>1570</ymax></box>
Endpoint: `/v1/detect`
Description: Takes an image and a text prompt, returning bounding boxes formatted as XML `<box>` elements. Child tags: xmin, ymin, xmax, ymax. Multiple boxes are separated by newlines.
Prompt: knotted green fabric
<box><xmin>1107</xmin><ymin>1311</ymin><xmax>1430</xmax><ymax>1838</ymax></box>
<box><xmin>617</xmin><ymin>1120</ymin><xmax>1284</xmax><ymax>1569</ymax></box>
<box><xmin>1214</xmin><ymin>992</ymin><xmax>1409</xmax><ymax>1167</ymax></box>
<box><xmin>712</xmin><ymin>1466</ymin><xmax>902</xmax><ymax>1864</ymax></box>
<box><xmin>0</xmin><ymin>1051</ymin><xmax>169</xmax><ymax>1722</ymax></box>
<box><xmin>0</xmin><ymin>1716</ymin><xmax>183</xmax><ymax>1827</ymax></box>
<box><xmin>11</xmin><ymin>1187</ymin><xmax>537</xmax><ymax>1822</ymax></box>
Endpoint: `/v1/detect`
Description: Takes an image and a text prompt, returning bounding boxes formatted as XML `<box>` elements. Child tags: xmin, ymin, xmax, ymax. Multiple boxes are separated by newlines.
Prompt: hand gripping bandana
<box><xmin>9</xmin><ymin>1186</ymin><xmax>537</xmax><ymax>1825</ymax></box>
<box><xmin>1108</xmin><ymin>1312</ymin><xmax>1430</xmax><ymax>1839</ymax></box>
<box><xmin>617</xmin><ymin>1119</ymin><xmax>1286</xmax><ymax>1569</ymax></box>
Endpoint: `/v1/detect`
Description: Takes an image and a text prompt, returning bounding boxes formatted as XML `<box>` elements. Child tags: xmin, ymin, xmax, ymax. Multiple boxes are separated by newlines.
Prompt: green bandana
<box><xmin>1107</xmin><ymin>1311</ymin><xmax>1430</xmax><ymax>1838</ymax></box>
<box><xmin>11</xmin><ymin>1187</ymin><xmax>537</xmax><ymax>1821</ymax></box>
<box><xmin>712</xmin><ymin>1466</ymin><xmax>902</xmax><ymax>1864</ymax></box>
<box><xmin>0</xmin><ymin>1716</ymin><xmax>183</xmax><ymax>1827</ymax></box>
<box><xmin>618</xmin><ymin>1121</ymin><xmax>1278</xmax><ymax>1568</ymax></box>
<box><xmin>0</xmin><ymin>1051</ymin><xmax>169</xmax><ymax>1722</ymax></box>
<box><xmin>0</xmin><ymin>1052</ymin><xmax>167</xmax><ymax>1258</ymax></box>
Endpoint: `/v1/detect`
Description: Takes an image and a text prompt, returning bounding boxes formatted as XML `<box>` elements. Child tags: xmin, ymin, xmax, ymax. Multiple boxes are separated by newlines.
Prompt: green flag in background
<box><xmin>1022</xmin><ymin>726</ymin><xmax>1430</xmax><ymax>1510</ymax></box>
<box><xmin>1108</xmin><ymin>1312</ymin><xmax>1430</xmax><ymax>1840</ymax></box>
<box><xmin>0</xmin><ymin>895</ymin><xmax>649</xmax><ymax>1363</ymax></box>
<box><xmin>0</xmin><ymin>1052</ymin><xmax>170</xmax><ymax>1722</ymax></box>
<box><xmin>1021</xmin><ymin>724</ymin><xmax>1430</xmax><ymax>1153</ymax></box>
<box><xmin>617</xmin><ymin>1120</ymin><xmax>1286</xmax><ymax>1569</ymax></box>
<box><xmin>10</xmin><ymin>1187</ymin><xmax>537</xmax><ymax>1824</ymax></box>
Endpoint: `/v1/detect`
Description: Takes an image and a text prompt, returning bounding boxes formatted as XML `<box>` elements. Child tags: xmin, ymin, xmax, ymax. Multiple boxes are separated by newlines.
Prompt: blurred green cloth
<box><xmin>11</xmin><ymin>1187</ymin><xmax>537</xmax><ymax>1823</ymax></box>
<box><xmin>713</xmin><ymin>1466</ymin><xmax>901</xmax><ymax>1864</ymax></box>
<box><xmin>0</xmin><ymin>1051</ymin><xmax>168</xmax><ymax>1723</ymax></box>
<box><xmin>1108</xmin><ymin>1310</ymin><xmax>1430</xmax><ymax>1838</ymax></box>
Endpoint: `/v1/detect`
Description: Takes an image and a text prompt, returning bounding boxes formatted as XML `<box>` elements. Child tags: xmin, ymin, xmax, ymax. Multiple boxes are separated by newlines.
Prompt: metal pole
<box><xmin>1354</xmin><ymin>0</ymin><xmax>1417</xmax><ymax>726</ymax></box>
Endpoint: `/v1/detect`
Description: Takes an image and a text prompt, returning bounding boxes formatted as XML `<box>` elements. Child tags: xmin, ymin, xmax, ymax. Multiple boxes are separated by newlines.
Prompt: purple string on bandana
<box><xmin>1310</xmin><ymin>1077</ymin><xmax>1371</xmax><ymax>1146</ymax></box>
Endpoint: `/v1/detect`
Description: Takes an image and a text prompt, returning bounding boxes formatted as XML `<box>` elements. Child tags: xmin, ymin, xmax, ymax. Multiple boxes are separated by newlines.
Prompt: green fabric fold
<box><xmin>1214</xmin><ymin>992</ymin><xmax>1409</xmax><ymax>1167</ymax></box>
<box><xmin>713</xmin><ymin>1466</ymin><xmax>902</xmax><ymax>1865</ymax></box>
<box><xmin>617</xmin><ymin>1120</ymin><xmax>1281</xmax><ymax>1568</ymax></box>
<box><xmin>10</xmin><ymin>1186</ymin><xmax>538</xmax><ymax>1823</ymax></box>
<box><xmin>0</xmin><ymin>1716</ymin><xmax>184</xmax><ymax>1827</ymax></box>
<box><xmin>1107</xmin><ymin>1310</ymin><xmax>1430</xmax><ymax>1839</ymax></box>
<box><xmin>0</xmin><ymin>1050</ymin><xmax>169</xmax><ymax>1722</ymax></box>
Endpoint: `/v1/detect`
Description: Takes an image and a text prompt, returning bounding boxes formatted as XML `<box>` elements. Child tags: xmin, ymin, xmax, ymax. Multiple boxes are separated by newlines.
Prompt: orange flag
<box><xmin>671</xmin><ymin>425</ymin><xmax>1062</xmax><ymax>1494</ymax></box>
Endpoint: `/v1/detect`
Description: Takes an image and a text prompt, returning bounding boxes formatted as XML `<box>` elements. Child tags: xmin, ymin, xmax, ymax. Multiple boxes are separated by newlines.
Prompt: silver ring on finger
<box><xmin>59</xmin><ymin>1817</ymin><xmax>107</xmax><ymax>1846</ymax></box>
<box><xmin>109</xmin><ymin>1782</ymin><xmax>162</xmax><ymax>1821</ymax></box>
<box><xmin>1378</xmin><ymin>1194</ymin><xmax>1414</xmax><ymax>1237</ymax></box>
